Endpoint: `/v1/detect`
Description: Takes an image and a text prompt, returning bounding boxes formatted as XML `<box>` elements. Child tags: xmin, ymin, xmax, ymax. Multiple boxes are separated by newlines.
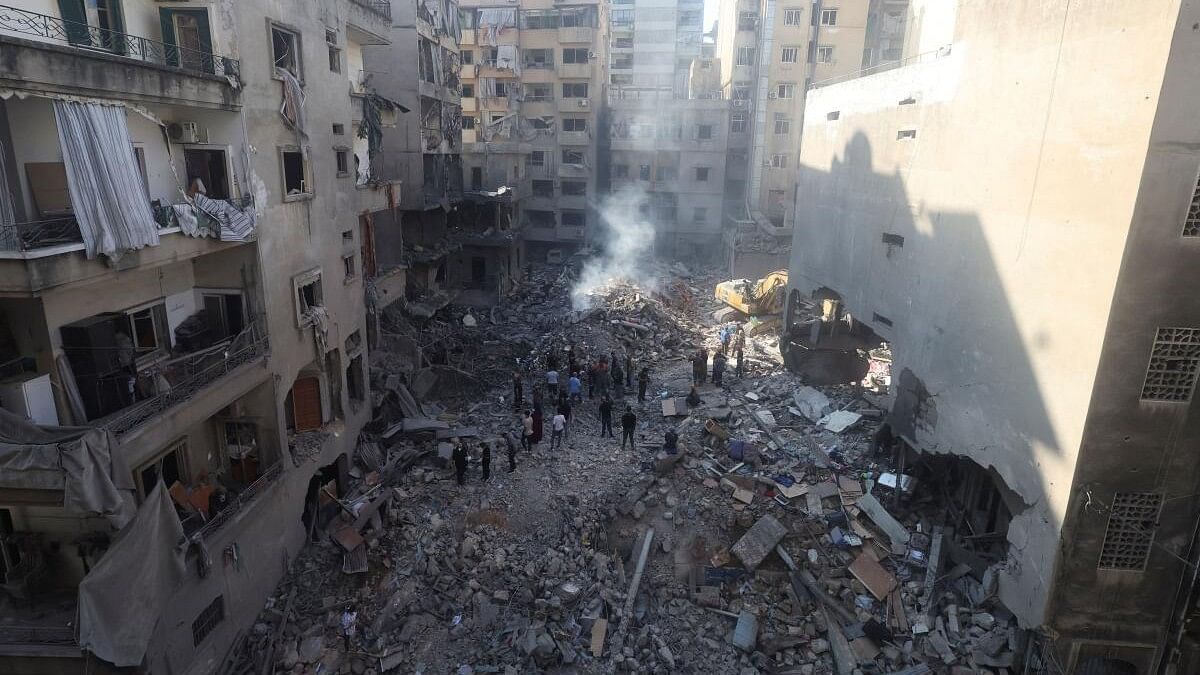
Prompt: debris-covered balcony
<box><xmin>0</xmin><ymin>2</ymin><xmax>240</xmax><ymax>110</ymax></box>
<box><xmin>0</xmin><ymin>95</ymin><xmax>257</xmax><ymax>295</ymax></box>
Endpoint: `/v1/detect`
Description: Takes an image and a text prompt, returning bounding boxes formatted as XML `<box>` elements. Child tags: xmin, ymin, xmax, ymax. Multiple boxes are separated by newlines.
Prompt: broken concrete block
<box><xmin>731</xmin><ymin>610</ymin><xmax>759</xmax><ymax>651</ymax></box>
<box><xmin>854</xmin><ymin>493</ymin><xmax>911</xmax><ymax>547</ymax></box>
<box><xmin>793</xmin><ymin>387</ymin><xmax>831</xmax><ymax>422</ymax></box>
<box><xmin>732</xmin><ymin>487</ymin><xmax>754</xmax><ymax>504</ymax></box>
<box><xmin>818</xmin><ymin>410</ymin><xmax>862</xmax><ymax>433</ymax></box>
<box><xmin>731</xmin><ymin>514</ymin><xmax>788</xmax><ymax>570</ymax></box>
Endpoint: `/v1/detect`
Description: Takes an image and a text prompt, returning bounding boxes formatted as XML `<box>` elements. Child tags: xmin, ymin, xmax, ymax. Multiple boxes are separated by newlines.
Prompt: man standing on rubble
<box><xmin>551</xmin><ymin>410</ymin><xmax>566</xmax><ymax>449</ymax></box>
<box><xmin>599</xmin><ymin>396</ymin><xmax>614</xmax><ymax>437</ymax></box>
<box><xmin>503</xmin><ymin>432</ymin><xmax>518</xmax><ymax>472</ymax></box>
<box><xmin>691</xmin><ymin>350</ymin><xmax>704</xmax><ymax>386</ymax></box>
<box><xmin>611</xmin><ymin>360</ymin><xmax>625</xmax><ymax>399</ymax></box>
<box><xmin>625</xmin><ymin>353</ymin><xmax>633</xmax><ymax>387</ymax></box>
<box><xmin>712</xmin><ymin>351</ymin><xmax>727</xmax><ymax>387</ymax></box>
<box><xmin>453</xmin><ymin>440</ymin><xmax>469</xmax><ymax>485</ymax></box>
<box><xmin>512</xmin><ymin>371</ymin><xmax>523</xmax><ymax>410</ymax></box>
<box><xmin>480</xmin><ymin>440</ymin><xmax>492</xmax><ymax>482</ymax></box>
<box><xmin>546</xmin><ymin>367</ymin><xmax>559</xmax><ymax>398</ymax></box>
<box><xmin>596</xmin><ymin>358</ymin><xmax>611</xmax><ymax>399</ymax></box>
<box><xmin>521</xmin><ymin>411</ymin><xmax>534</xmax><ymax>452</ymax></box>
<box><xmin>699</xmin><ymin>347</ymin><xmax>709</xmax><ymax>384</ymax></box>
<box><xmin>568</xmin><ymin>371</ymin><xmax>582</xmax><ymax>403</ymax></box>
<box><xmin>557</xmin><ymin>395</ymin><xmax>573</xmax><ymax>437</ymax></box>
<box><xmin>620</xmin><ymin>405</ymin><xmax>637</xmax><ymax>450</ymax></box>
<box><xmin>637</xmin><ymin>367</ymin><xmax>650</xmax><ymax>402</ymax></box>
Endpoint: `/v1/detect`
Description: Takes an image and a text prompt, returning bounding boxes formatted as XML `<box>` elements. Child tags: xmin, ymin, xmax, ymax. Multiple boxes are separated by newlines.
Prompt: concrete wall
<box><xmin>788</xmin><ymin>0</ymin><xmax>1183</xmax><ymax>630</ymax></box>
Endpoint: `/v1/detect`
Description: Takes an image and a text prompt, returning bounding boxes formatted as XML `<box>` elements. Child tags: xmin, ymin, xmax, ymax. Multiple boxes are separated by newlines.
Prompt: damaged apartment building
<box><xmin>604</xmin><ymin>0</ymin><xmax>731</xmax><ymax>262</ymax></box>
<box><xmin>458</xmin><ymin>0</ymin><xmax>607</xmax><ymax>266</ymax></box>
<box><xmin>785</xmin><ymin>0</ymin><xmax>1200</xmax><ymax>672</ymax></box>
<box><xmin>713</xmin><ymin>0</ymin><xmax>908</xmax><ymax>278</ymax></box>
<box><xmin>0</xmin><ymin>0</ymin><xmax>394</xmax><ymax>671</ymax></box>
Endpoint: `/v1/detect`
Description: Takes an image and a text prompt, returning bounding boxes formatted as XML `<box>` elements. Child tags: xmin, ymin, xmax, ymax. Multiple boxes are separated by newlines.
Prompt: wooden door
<box><xmin>291</xmin><ymin>377</ymin><xmax>322</xmax><ymax>431</ymax></box>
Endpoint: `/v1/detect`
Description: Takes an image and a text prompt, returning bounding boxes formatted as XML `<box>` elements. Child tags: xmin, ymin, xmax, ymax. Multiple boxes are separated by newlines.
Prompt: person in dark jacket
<box><xmin>637</xmin><ymin>367</ymin><xmax>650</xmax><ymax>402</ymax></box>
<box><xmin>599</xmin><ymin>396</ymin><xmax>614</xmax><ymax>437</ymax></box>
<box><xmin>452</xmin><ymin>441</ymin><xmax>468</xmax><ymax>485</ymax></box>
<box><xmin>664</xmin><ymin>428</ymin><xmax>679</xmax><ymax>455</ymax></box>
<box><xmin>712</xmin><ymin>351</ymin><xmax>727</xmax><ymax>387</ymax></box>
<box><xmin>512</xmin><ymin>371</ymin><xmax>523</xmax><ymax>410</ymax></box>
<box><xmin>504</xmin><ymin>432</ymin><xmax>518</xmax><ymax>472</ymax></box>
<box><xmin>620</xmin><ymin>406</ymin><xmax>637</xmax><ymax>450</ymax></box>
<box><xmin>480</xmin><ymin>441</ymin><xmax>491</xmax><ymax>481</ymax></box>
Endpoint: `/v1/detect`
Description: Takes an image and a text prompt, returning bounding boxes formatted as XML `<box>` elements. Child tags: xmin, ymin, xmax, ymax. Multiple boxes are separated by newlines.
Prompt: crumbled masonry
<box><xmin>226</xmin><ymin>258</ymin><xmax>1024</xmax><ymax>674</ymax></box>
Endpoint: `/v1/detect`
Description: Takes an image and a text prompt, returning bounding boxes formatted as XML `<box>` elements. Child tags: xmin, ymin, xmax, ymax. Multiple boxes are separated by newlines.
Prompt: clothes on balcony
<box><xmin>496</xmin><ymin>45</ymin><xmax>521</xmax><ymax>75</ymax></box>
<box><xmin>53</xmin><ymin>101</ymin><xmax>159</xmax><ymax>259</ymax></box>
<box><xmin>191</xmin><ymin>193</ymin><xmax>256</xmax><ymax>242</ymax></box>
<box><xmin>78</xmin><ymin>481</ymin><xmax>186</xmax><ymax>667</ymax></box>
<box><xmin>478</xmin><ymin>7</ymin><xmax>516</xmax><ymax>45</ymax></box>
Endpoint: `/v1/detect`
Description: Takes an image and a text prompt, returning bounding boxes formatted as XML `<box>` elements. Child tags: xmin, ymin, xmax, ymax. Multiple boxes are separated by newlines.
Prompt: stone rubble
<box><xmin>222</xmin><ymin>259</ymin><xmax>1027</xmax><ymax>675</ymax></box>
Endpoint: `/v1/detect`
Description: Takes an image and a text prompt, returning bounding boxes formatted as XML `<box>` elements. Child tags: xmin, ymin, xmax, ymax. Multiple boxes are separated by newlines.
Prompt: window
<box><xmin>781</xmin><ymin>46</ymin><xmax>800</xmax><ymax>63</ymax></box>
<box><xmin>1098</xmin><ymin>492</ymin><xmax>1163</xmax><ymax>571</ymax></box>
<box><xmin>461</xmin><ymin>83</ymin><xmax>475</xmax><ymax>98</ymax></box>
<box><xmin>562</xmin><ymin>82</ymin><xmax>588</xmax><ymax>98</ymax></box>
<box><xmin>736</xmin><ymin>47</ymin><xmax>756</xmax><ymax>66</ymax></box>
<box><xmin>528</xmin><ymin>210</ymin><xmax>555</xmax><ymax>228</ymax></box>
<box><xmin>1183</xmin><ymin>171</ymin><xmax>1200</xmax><ymax>236</ymax></box>
<box><xmin>777</xmin><ymin>83</ymin><xmax>796</xmax><ymax>99</ymax></box>
<box><xmin>639</xmin><ymin>165</ymin><xmax>651</xmax><ymax>181</ymax></box>
<box><xmin>561</xmin><ymin>210</ymin><xmax>586</xmax><ymax>227</ymax></box>
<box><xmin>1141</xmin><ymin>327</ymin><xmax>1200</xmax><ymax>401</ymax></box>
<box><xmin>774</xmin><ymin>114</ymin><xmax>791</xmax><ymax>135</ymax></box>
<box><xmin>695</xmin><ymin>167</ymin><xmax>710</xmax><ymax>181</ymax></box>
<box><xmin>526</xmin><ymin>84</ymin><xmax>552</xmax><ymax>100</ymax></box>
<box><xmin>294</xmin><ymin>269</ymin><xmax>324</xmax><ymax>325</ymax></box>
<box><xmin>343</xmin><ymin>254</ymin><xmax>357</xmax><ymax>281</ymax></box>
<box><xmin>342</xmin><ymin>229</ymin><xmax>354</xmax><ymax>244</ymax></box>
<box><xmin>326</xmin><ymin>29</ymin><xmax>341</xmax><ymax>73</ymax></box>
<box><xmin>563</xmin><ymin>118</ymin><xmax>587</xmax><ymax>132</ymax></box>
<box><xmin>563</xmin><ymin>48</ymin><xmax>590</xmax><ymax>64</ymax></box>
<box><xmin>768</xmin><ymin>189</ymin><xmax>787</xmax><ymax>215</ymax></box>
<box><xmin>271</xmin><ymin>25</ymin><xmax>301</xmax><ymax>79</ymax></box>
<box><xmin>827</xmin><ymin>110</ymin><xmax>841</xmax><ymax>121</ymax></box>
<box><xmin>192</xmin><ymin>596</ymin><xmax>225</xmax><ymax>646</ymax></box>
<box><xmin>524</xmin><ymin>48</ymin><xmax>552</xmax><ymax>68</ymax></box>
<box><xmin>693</xmin><ymin>207</ymin><xmax>707</xmax><ymax>224</ymax></box>
<box><xmin>738</xmin><ymin>11</ymin><xmax>758</xmax><ymax>30</ymax></box>
<box><xmin>817</xmin><ymin>45</ymin><xmax>834</xmax><ymax>63</ymax></box>
<box><xmin>560</xmin><ymin>7</ymin><xmax>596</xmax><ymax>28</ymax></box>
<box><xmin>527</xmin><ymin>116</ymin><xmax>551</xmax><ymax>130</ymax></box>
<box><xmin>614</xmin><ymin>37</ymin><xmax>633</xmax><ymax>49</ymax></box>
<box><xmin>697</xmin><ymin>124</ymin><xmax>713</xmax><ymax>140</ymax></box>
<box><xmin>532</xmin><ymin>180</ymin><xmax>554</xmax><ymax>197</ymax></box>
<box><xmin>872</xmin><ymin>312</ymin><xmax>893</xmax><ymax>327</ymax></box>
<box><xmin>731</xmin><ymin>113</ymin><xmax>748</xmax><ymax>133</ymax></box>
<box><xmin>656</xmin><ymin>166</ymin><xmax>678</xmax><ymax>181</ymax></box>
<box><xmin>332</xmin><ymin>123</ymin><xmax>345</xmax><ymax>135</ymax></box>
<box><xmin>127</xmin><ymin>303</ymin><xmax>169</xmax><ymax>358</ymax></box>
<box><xmin>561</xmin><ymin>148</ymin><xmax>585</xmax><ymax>164</ymax></box>
<box><xmin>136</xmin><ymin>439</ymin><xmax>185</xmax><ymax>498</ymax></box>
<box><xmin>784</xmin><ymin>8</ymin><xmax>804</xmax><ymax>25</ymax></box>
<box><xmin>612</xmin><ymin>54</ymin><xmax>633</xmax><ymax>70</ymax></box>
<box><xmin>494</xmin><ymin>81</ymin><xmax>509</xmax><ymax>97</ymax></box>
<box><xmin>521</xmin><ymin>9</ymin><xmax>558</xmax><ymax>29</ymax></box>
<box><xmin>347</xmin><ymin>354</ymin><xmax>365</xmax><ymax>403</ymax></box>
<box><xmin>820</xmin><ymin>8</ymin><xmax>838</xmax><ymax>25</ymax></box>
<box><xmin>469</xmin><ymin>167</ymin><xmax>483</xmax><ymax>190</ymax></box>
<box><xmin>461</xmin><ymin>49</ymin><xmax>474</xmax><ymax>64</ymax></box>
<box><xmin>612</xmin><ymin>165</ymin><xmax>629</xmax><ymax>179</ymax></box>
<box><xmin>462</xmin><ymin>116</ymin><xmax>476</xmax><ymax>130</ymax></box>
<box><xmin>335</xmin><ymin>149</ymin><xmax>349</xmax><ymax>176</ymax></box>
<box><xmin>771</xmin><ymin>154</ymin><xmax>789</xmax><ymax>168</ymax></box>
<box><xmin>897</xmin><ymin>129</ymin><xmax>917</xmax><ymax>139</ymax></box>
<box><xmin>882</xmin><ymin>233</ymin><xmax>905</xmax><ymax>246</ymax></box>
<box><xmin>530</xmin><ymin>150</ymin><xmax>546</xmax><ymax>166</ymax></box>
<box><xmin>561</xmin><ymin>180</ymin><xmax>586</xmax><ymax>196</ymax></box>
<box><xmin>281</xmin><ymin>148</ymin><xmax>310</xmax><ymax>198</ymax></box>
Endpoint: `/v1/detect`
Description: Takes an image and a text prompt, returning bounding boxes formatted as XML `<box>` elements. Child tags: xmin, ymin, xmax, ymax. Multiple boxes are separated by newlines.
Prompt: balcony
<box><xmin>558</xmin><ymin>194</ymin><xmax>587</xmax><ymax>209</ymax></box>
<box><xmin>557</xmin><ymin>62</ymin><xmax>591</xmax><ymax>79</ymax></box>
<box><xmin>558</xmin><ymin>27</ymin><xmax>595</xmax><ymax>43</ymax></box>
<box><xmin>462</xmin><ymin>96</ymin><xmax>477</xmax><ymax>112</ymax></box>
<box><xmin>0</xmin><ymin>4</ymin><xmax>240</xmax><ymax>110</ymax></box>
<box><xmin>349</xmin><ymin>0</ymin><xmax>392</xmax><ymax>21</ymax></box>
<box><xmin>559</xmin><ymin>130</ymin><xmax>590</xmax><ymax>146</ymax></box>
<box><xmin>558</xmin><ymin>97</ymin><xmax>592</xmax><ymax>113</ymax></box>
<box><xmin>558</xmin><ymin>163</ymin><xmax>590</xmax><ymax>178</ymax></box>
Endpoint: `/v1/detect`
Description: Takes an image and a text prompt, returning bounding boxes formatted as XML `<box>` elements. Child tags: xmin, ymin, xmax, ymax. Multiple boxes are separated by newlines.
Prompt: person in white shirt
<box><xmin>546</xmin><ymin>369</ymin><xmax>559</xmax><ymax>398</ymax></box>
<box><xmin>551</xmin><ymin>412</ymin><xmax>566</xmax><ymax>449</ymax></box>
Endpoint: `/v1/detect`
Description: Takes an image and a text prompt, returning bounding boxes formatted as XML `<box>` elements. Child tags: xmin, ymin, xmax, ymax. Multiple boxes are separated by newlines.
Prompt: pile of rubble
<box><xmin>221</xmin><ymin>262</ymin><xmax>1028</xmax><ymax>675</ymax></box>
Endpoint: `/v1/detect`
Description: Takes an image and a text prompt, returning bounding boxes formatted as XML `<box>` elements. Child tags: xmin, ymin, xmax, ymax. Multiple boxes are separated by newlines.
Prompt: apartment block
<box><xmin>456</xmin><ymin>0</ymin><xmax>607</xmax><ymax>263</ymax></box>
<box><xmin>787</xmin><ymin>0</ymin><xmax>1200</xmax><ymax>670</ymax></box>
<box><xmin>0</xmin><ymin>0</ymin><xmax>388</xmax><ymax>671</ymax></box>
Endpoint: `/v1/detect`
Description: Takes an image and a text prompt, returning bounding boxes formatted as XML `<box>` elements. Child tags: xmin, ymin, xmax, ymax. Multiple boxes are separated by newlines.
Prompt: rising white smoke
<box><xmin>570</xmin><ymin>185</ymin><xmax>659</xmax><ymax>309</ymax></box>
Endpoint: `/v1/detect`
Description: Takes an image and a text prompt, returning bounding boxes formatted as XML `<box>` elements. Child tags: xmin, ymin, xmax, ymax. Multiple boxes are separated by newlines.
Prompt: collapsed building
<box><xmin>785</xmin><ymin>0</ymin><xmax>1200</xmax><ymax>671</ymax></box>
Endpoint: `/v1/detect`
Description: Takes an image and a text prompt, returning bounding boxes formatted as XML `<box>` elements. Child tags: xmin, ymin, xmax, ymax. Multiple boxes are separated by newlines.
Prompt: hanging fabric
<box><xmin>496</xmin><ymin>45</ymin><xmax>520</xmax><ymax>75</ymax></box>
<box><xmin>52</xmin><ymin>101</ymin><xmax>158</xmax><ymax>260</ymax></box>
<box><xmin>278</xmin><ymin>68</ymin><xmax>307</xmax><ymax>136</ymax></box>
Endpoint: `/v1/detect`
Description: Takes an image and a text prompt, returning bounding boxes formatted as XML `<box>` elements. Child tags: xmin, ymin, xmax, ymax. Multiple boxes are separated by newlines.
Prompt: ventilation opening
<box><xmin>826</xmin><ymin>110</ymin><xmax>840</xmax><ymax>121</ymax></box>
<box><xmin>897</xmin><ymin>129</ymin><xmax>917</xmax><ymax>140</ymax></box>
<box><xmin>899</xmin><ymin>96</ymin><xmax>916</xmax><ymax>105</ymax></box>
<box><xmin>881</xmin><ymin>233</ymin><xmax>904</xmax><ymax>247</ymax></box>
<box><xmin>1098</xmin><ymin>492</ymin><xmax>1163</xmax><ymax>571</ymax></box>
<box><xmin>872</xmin><ymin>312</ymin><xmax>893</xmax><ymax>328</ymax></box>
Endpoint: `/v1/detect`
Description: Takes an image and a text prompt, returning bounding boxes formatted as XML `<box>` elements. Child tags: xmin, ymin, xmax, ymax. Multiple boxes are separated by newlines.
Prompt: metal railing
<box><xmin>0</xmin><ymin>4</ymin><xmax>240</xmax><ymax>79</ymax></box>
<box><xmin>0</xmin><ymin>215</ymin><xmax>81</xmax><ymax>252</ymax></box>
<box><xmin>810</xmin><ymin>44</ymin><xmax>953</xmax><ymax>89</ymax></box>
<box><xmin>194</xmin><ymin>462</ymin><xmax>283</xmax><ymax>539</ymax></box>
<box><xmin>101</xmin><ymin>321</ymin><xmax>268</xmax><ymax>437</ymax></box>
<box><xmin>349</xmin><ymin>0</ymin><xmax>392</xmax><ymax>21</ymax></box>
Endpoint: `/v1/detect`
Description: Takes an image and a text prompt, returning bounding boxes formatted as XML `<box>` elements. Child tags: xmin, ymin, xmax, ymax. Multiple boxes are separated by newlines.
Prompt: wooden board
<box><xmin>848</xmin><ymin>552</ymin><xmax>898</xmax><ymax>600</ymax></box>
<box><xmin>590</xmin><ymin>618</ymin><xmax>608</xmax><ymax>657</ymax></box>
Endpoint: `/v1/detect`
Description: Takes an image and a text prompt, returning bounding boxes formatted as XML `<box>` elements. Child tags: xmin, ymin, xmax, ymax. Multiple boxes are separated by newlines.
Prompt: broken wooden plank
<box><xmin>590</xmin><ymin>618</ymin><xmax>608</xmax><ymax>657</ymax></box>
<box><xmin>888</xmin><ymin>589</ymin><xmax>910</xmax><ymax>633</ymax></box>
<box><xmin>622</xmin><ymin>528</ymin><xmax>655</xmax><ymax>619</ymax></box>
<box><xmin>855</xmin><ymin>493</ymin><xmax>911</xmax><ymax>548</ymax></box>
<box><xmin>848</xmin><ymin>553</ymin><xmax>898</xmax><ymax>600</ymax></box>
<box><xmin>731</xmin><ymin>514</ymin><xmax>787</xmax><ymax>570</ymax></box>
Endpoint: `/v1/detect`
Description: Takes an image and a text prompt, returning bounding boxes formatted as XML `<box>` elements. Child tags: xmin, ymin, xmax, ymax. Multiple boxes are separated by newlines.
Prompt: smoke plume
<box><xmin>571</xmin><ymin>185</ymin><xmax>659</xmax><ymax>309</ymax></box>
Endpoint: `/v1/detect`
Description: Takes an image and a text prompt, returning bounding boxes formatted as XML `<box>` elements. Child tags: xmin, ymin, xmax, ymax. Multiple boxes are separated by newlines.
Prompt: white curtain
<box><xmin>53</xmin><ymin>101</ymin><xmax>158</xmax><ymax>259</ymax></box>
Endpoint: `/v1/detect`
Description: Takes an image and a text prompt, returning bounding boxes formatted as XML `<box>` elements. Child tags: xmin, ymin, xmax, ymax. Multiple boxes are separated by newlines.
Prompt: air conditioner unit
<box><xmin>588</xmin><ymin>51</ymin><xmax>597</xmax><ymax>59</ymax></box>
<box><xmin>767</xmin><ymin>92</ymin><xmax>777</xmax><ymax>99</ymax></box>
<box><xmin>168</xmin><ymin>121</ymin><xmax>200</xmax><ymax>144</ymax></box>
<box><xmin>578</xmin><ymin>99</ymin><xmax>589</xmax><ymax>107</ymax></box>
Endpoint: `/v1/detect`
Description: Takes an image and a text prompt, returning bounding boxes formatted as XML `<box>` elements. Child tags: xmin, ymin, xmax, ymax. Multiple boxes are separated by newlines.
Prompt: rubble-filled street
<box><xmin>225</xmin><ymin>259</ymin><xmax>1027</xmax><ymax>675</ymax></box>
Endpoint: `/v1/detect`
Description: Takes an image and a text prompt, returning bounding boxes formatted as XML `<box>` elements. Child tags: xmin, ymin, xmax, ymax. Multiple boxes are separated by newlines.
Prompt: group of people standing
<box><xmin>692</xmin><ymin>324</ymin><xmax>747</xmax><ymax>387</ymax></box>
<box><xmin>451</xmin><ymin>432</ymin><xmax>519</xmax><ymax>486</ymax></box>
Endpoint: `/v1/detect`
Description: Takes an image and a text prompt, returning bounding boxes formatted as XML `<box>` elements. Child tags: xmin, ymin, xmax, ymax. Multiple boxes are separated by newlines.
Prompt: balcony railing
<box><xmin>101</xmin><ymin>321</ymin><xmax>268</xmax><ymax>438</ymax></box>
<box><xmin>0</xmin><ymin>4</ymin><xmax>240</xmax><ymax>79</ymax></box>
<box><xmin>350</xmin><ymin>0</ymin><xmax>392</xmax><ymax>20</ymax></box>
<box><xmin>194</xmin><ymin>462</ymin><xmax>283</xmax><ymax>539</ymax></box>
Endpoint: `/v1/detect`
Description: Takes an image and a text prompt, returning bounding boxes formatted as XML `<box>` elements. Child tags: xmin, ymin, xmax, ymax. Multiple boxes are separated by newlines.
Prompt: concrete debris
<box><xmin>221</xmin><ymin>261</ymin><xmax>1026</xmax><ymax>675</ymax></box>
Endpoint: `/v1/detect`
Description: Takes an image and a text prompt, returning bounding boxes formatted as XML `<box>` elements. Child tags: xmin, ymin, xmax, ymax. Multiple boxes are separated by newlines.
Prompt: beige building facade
<box><xmin>787</xmin><ymin>0</ymin><xmax>1200</xmax><ymax>671</ymax></box>
<box><xmin>456</xmin><ymin>0</ymin><xmax>607</xmax><ymax>261</ymax></box>
<box><xmin>0</xmin><ymin>0</ymin><xmax>390</xmax><ymax>671</ymax></box>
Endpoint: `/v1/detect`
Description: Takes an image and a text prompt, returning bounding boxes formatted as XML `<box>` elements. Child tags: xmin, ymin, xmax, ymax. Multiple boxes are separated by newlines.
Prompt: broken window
<box><xmin>733</xmin><ymin>84</ymin><xmax>751</xmax><ymax>100</ymax></box>
<box><xmin>127</xmin><ymin>303</ymin><xmax>169</xmax><ymax>359</ymax></box>
<box><xmin>737</xmin><ymin>11</ymin><xmax>758</xmax><ymax>30</ymax></box>
<box><xmin>343</xmin><ymin>254</ymin><xmax>357</xmax><ymax>281</ymax></box>
<box><xmin>192</xmin><ymin>595</ymin><xmax>225</xmax><ymax>646</ymax></box>
<box><xmin>525</xmin><ymin>84</ymin><xmax>552</xmax><ymax>101</ymax></box>
<box><xmin>335</xmin><ymin>149</ymin><xmax>349</xmax><ymax>176</ymax></box>
<box><xmin>293</xmin><ymin>269</ymin><xmax>324</xmax><ymax>326</ymax></box>
<box><xmin>527</xmin><ymin>210</ymin><xmax>555</xmax><ymax>228</ymax></box>
<box><xmin>532</xmin><ymin>180</ymin><xmax>554</xmax><ymax>197</ymax></box>
<box><xmin>281</xmin><ymin>148</ymin><xmax>311</xmax><ymax>198</ymax></box>
<box><xmin>561</xmin><ymin>180</ymin><xmax>586</xmax><ymax>196</ymax></box>
<box><xmin>562</xmin><ymin>82</ymin><xmax>588</xmax><ymax>98</ymax></box>
<box><xmin>561</xmin><ymin>210</ymin><xmax>586</xmax><ymax>227</ymax></box>
<box><xmin>1098</xmin><ymin>492</ymin><xmax>1163</xmax><ymax>571</ymax></box>
<box><xmin>462</xmin><ymin>116</ymin><xmax>475</xmax><ymax>130</ymax></box>
<box><xmin>202</xmin><ymin>292</ymin><xmax>245</xmax><ymax>341</ymax></box>
<box><xmin>136</xmin><ymin>439</ymin><xmax>186</xmax><ymax>499</ymax></box>
<box><xmin>1141</xmin><ymin>327</ymin><xmax>1200</xmax><ymax>401</ymax></box>
<box><xmin>561</xmin><ymin>148</ymin><xmax>585</xmax><ymax>165</ymax></box>
<box><xmin>326</xmin><ymin>29</ymin><xmax>340</xmax><ymax>72</ymax></box>
<box><xmin>271</xmin><ymin>25</ymin><xmax>301</xmax><ymax>79</ymax></box>
<box><xmin>223</xmin><ymin>420</ymin><xmax>260</xmax><ymax>482</ymax></box>
<box><xmin>347</xmin><ymin>354</ymin><xmax>365</xmax><ymax>403</ymax></box>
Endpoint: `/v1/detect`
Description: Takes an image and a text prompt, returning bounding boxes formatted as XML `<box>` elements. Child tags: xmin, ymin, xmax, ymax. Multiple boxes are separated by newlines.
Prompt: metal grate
<box><xmin>1140</xmin><ymin>327</ymin><xmax>1200</xmax><ymax>401</ymax></box>
<box><xmin>1184</xmin><ymin>171</ymin><xmax>1200</xmax><ymax>236</ymax></box>
<box><xmin>191</xmin><ymin>595</ymin><xmax>225</xmax><ymax>646</ymax></box>
<box><xmin>1098</xmin><ymin>492</ymin><xmax>1163</xmax><ymax>571</ymax></box>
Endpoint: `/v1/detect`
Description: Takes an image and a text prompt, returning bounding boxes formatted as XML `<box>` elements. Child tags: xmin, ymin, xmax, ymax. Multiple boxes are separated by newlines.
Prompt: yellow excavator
<box><xmin>714</xmin><ymin>270</ymin><xmax>788</xmax><ymax>318</ymax></box>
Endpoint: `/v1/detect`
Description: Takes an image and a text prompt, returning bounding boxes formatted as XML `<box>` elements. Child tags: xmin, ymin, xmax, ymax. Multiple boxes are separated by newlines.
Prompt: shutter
<box><xmin>108</xmin><ymin>0</ymin><xmax>127</xmax><ymax>55</ymax></box>
<box><xmin>193</xmin><ymin>9</ymin><xmax>214</xmax><ymax>74</ymax></box>
<box><xmin>292</xmin><ymin>377</ymin><xmax>322</xmax><ymax>431</ymax></box>
<box><xmin>159</xmin><ymin>9</ymin><xmax>179</xmax><ymax>67</ymax></box>
<box><xmin>58</xmin><ymin>0</ymin><xmax>91</xmax><ymax>46</ymax></box>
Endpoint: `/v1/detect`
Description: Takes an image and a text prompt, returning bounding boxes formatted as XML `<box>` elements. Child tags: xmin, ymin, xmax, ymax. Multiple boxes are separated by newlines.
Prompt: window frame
<box><xmin>562</xmin><ymin>117</ymin><xmax>587</xmax><ymax>132</ymax></box>
<box><xmin>695</xmin><ymin>167</ymin><xmax>710</xmax><ymax>182</ymax></box>
<box><xmin>269</xmin><ymin>21</ymin><xmax>303</xmax><ymax>82</ymax></box>
<box><xmin>335</xmin><ymin>148</ymin><xmax>350</xmax><ymax>177</ymax></box>
<box><xmin>783</xmin><ymin>8</ymin><xmax>804</xmax><ymax>25</ymax></box>
<box><xmin>777</xmin><ymin>83</ymin><xmax>795</xmax><ymax>99</ymax></box>
<box><xmin>817</xmin><ymin>45</ymin><xmax>835</xmax><ymax>64</ymax></box>
<box><xmin>781</xmin><ymin>46</ymin><xmax>800</xmax><ymax>63</ymax></box>
<box><xmin>820</xmin><ymin>8</ymin><xmax>838</xmax><ymax>26</ymax></box>
<box><xmin>736</xmin><ymin>46</ymin><xmax>756</xmax><ymax>66</ymax></box>
<box><xmin>279</xmin><ymin>146</ymin><xmax>313</xmax><ymax>201</ymax></box>
<box><xmin>561</xmin><ymin>82</ymin><xmax>588</xmax><ymax>98</ymax></box>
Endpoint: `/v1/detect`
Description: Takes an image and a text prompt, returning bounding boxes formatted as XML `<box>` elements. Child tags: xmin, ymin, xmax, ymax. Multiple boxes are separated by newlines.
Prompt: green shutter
<box><xmin>58</xmin><ymin>0</ymin><xmax>90</xmax><ymax>46</ymax></box>
<box><xmin>159</xmin><ymin>9</ymin><xmax>179</xmax><ymax>67</ymax></box>
<box><xmin>159</xmin><ymin>9</ymin><xmax>215</xmax><ymax>73</ymax></box>
<box><xmin>107</xmin><ymin>0</ymin><xmax>127</xmax><ymax>55</ymax></box>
